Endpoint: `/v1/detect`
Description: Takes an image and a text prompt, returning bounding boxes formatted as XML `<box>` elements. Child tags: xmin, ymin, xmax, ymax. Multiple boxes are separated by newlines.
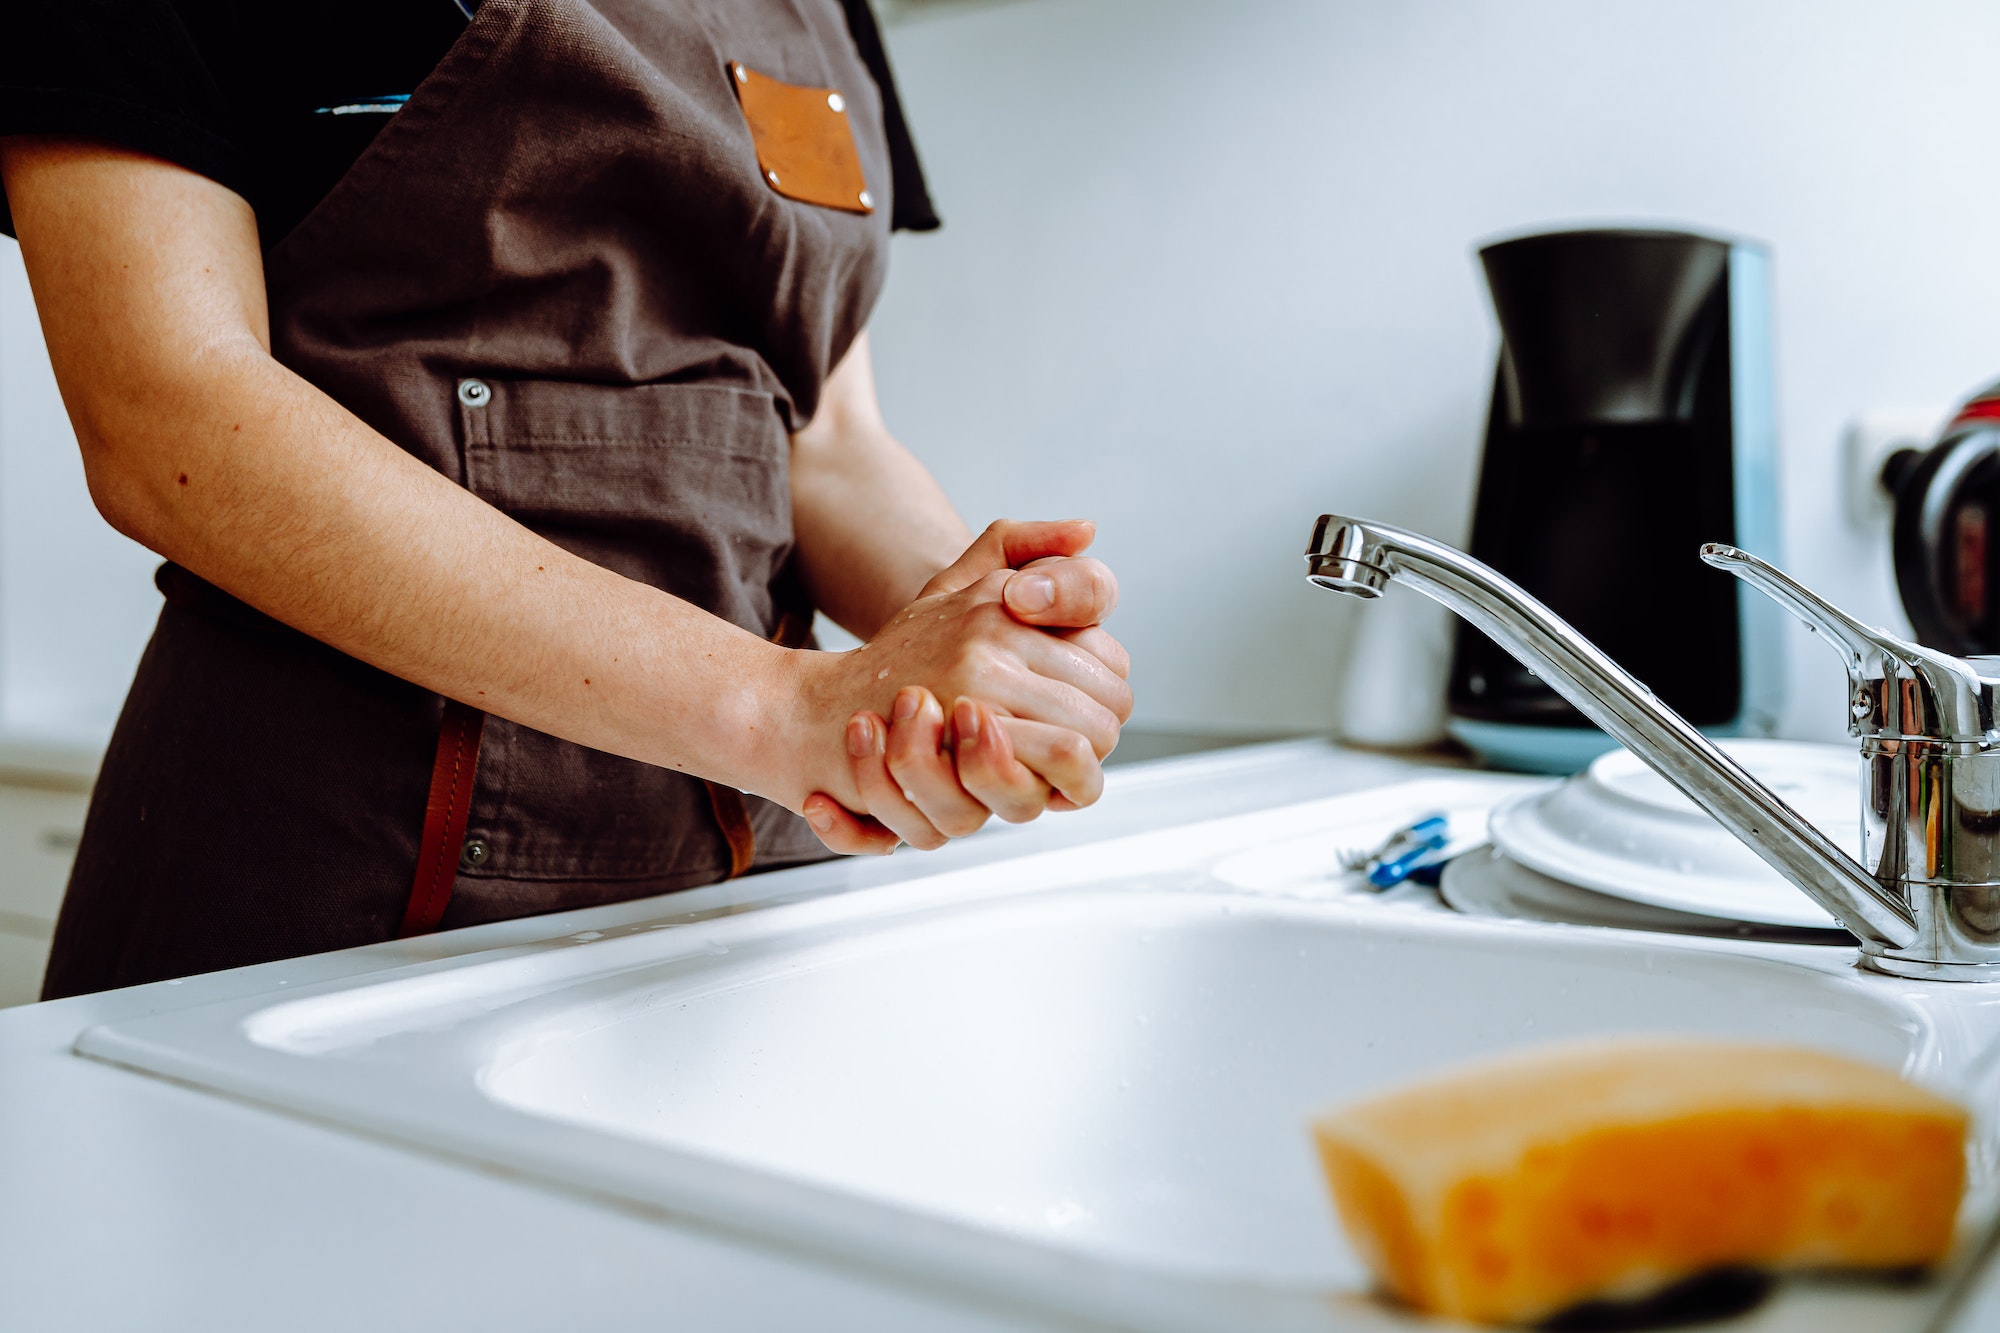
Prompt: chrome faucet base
<box><xmin>1860</xmin><ymin>948</ymin><xmax>2000</xmax><ymax>983</ymax></box>
<box><xmin>1861</xmin><ymin>876</ymin><xmax>2000</xmax><ymax>980</ymax></box>
<box><xmin>1303</xmin><ymin>514</ymin><xmax>2000</xmax><ymax>982</ymax></box>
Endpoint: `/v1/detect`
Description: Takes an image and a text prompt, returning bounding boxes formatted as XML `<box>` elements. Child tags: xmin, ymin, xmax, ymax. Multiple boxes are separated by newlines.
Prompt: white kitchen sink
<box><xmin>74</xmin><ymin>775</ymin><xmax>2000</xmax><ymax>1331</ymax></box>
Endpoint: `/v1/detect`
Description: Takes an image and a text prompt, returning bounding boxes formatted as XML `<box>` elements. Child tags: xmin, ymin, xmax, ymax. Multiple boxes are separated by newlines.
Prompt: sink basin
<box><xmin>74</xmin><ymin>776</ymin><xmax>2000</xmax><ymax>1331</ymax></box>
<box><xmin>486</xmin><ymin>891</ymin><xmax>1924</xmax><ymax>1288</ymax></box>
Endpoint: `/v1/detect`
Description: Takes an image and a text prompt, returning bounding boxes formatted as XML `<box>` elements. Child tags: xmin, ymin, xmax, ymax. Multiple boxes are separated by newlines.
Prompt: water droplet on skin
<box><xmin>876</xmin><ymin>668</ymin><xmax>890</xmax><ymax>681</ymax></box>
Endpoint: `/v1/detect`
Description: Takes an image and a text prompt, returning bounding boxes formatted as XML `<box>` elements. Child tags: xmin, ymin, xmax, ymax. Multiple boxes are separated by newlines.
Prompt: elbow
<box><xmin>74</xmin><ymin>424</ymin><xmax>171</xmax><ymax>553</ymax></box>
<box><xmin>60</xmin><ymin>347</ymin><xmax>262</xmax><ymax>556</ymax></box>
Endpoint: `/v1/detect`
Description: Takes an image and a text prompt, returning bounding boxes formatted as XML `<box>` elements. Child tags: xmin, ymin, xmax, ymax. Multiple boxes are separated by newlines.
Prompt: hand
<box><xmin>807</xmin><ymin>687</ymin><xmax>1108</xmax><ymax>853</ymax></box>
<box><xmin>792</xmin><ymin>512</ymin><xmax>1136</xmax><ymax>844</ymax></box>
<box><xmin>907</xmin><ymin>518</ymin><xmax>1132</xmax><ymax>730</ymax></box>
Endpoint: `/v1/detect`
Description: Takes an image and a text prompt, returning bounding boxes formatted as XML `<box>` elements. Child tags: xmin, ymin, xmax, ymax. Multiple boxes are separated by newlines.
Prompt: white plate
<box><xmin>1486</xmin><ymin>738</ymin><xmax>1857</xmax><ymax>929</ymax></box>
<box><xmin>1440</xmin><ymin>844</ymin><xmax>1850</xmax><ymax>943</ymax></box>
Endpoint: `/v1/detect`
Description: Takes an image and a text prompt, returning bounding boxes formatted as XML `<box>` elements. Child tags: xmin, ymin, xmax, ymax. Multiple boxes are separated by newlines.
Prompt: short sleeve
<box><xmin>0</xmin><ymin>0</ymin><xmax>249</xmax><ymax>237</ymax></box>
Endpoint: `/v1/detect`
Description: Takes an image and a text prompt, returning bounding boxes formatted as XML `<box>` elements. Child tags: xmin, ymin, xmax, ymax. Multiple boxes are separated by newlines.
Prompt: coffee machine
<box><xmin>1446</xmin><ymin>228</ymin><xmax>1785</xmax><ymax>772</ymax></box>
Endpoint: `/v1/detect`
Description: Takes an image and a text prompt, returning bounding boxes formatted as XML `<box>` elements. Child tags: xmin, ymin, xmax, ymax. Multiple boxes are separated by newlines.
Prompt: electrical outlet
<box><xmin>1844</xmin><ymin>408</ymin><xmax>1950</xmax><ymax>528</ymax></box>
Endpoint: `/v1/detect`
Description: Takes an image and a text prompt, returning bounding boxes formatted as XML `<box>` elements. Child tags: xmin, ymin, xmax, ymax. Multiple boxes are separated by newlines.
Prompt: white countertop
<box><xmin>12</xmin><ymin>736</ymin><xmax>2000</xmax><ymax>1333</ymax></box>
<box><xmin>0</xmin><ymin>740</ymin><xmax>1431</xmax><ymax>1333</ymax></box>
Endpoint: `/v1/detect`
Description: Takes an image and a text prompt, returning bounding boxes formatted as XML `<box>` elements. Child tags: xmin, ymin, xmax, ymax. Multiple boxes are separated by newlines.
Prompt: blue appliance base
<box><xmin>1447</xmin><ymin>717</ymin><xmax>1760</xmax><ymax>776</ymax></box>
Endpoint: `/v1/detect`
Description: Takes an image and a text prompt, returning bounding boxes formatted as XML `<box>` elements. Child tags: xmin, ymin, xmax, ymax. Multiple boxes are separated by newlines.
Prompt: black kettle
<box><xmin>1888</xmin><ymin>381</ymin><xmax>2000</xmax><ymax>655</ymax></box>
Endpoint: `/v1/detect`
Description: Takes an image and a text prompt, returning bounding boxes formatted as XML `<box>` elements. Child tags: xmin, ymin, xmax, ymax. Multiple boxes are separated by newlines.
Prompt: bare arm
<box><xmin>790</xmin><ymin>333</ymin><xmax>970</xmax><ymax>639</ymax></box>
<box><xmin>1</xmin><ymin>137</ymin><xmax>1127</xmax><ymax>819</ymax></box>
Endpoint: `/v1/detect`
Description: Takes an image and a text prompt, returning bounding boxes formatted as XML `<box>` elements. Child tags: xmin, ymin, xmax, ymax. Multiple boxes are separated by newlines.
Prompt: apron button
<box><xmin>827</xmin><ymin>92</ymin><xmax>845</xmax><ymax>113</ymax></box>
<box><xmin>460</xmin><ymin>836</ymin><xmax>492</xmax><ymax>869</ymax></box>
<box><xmin>457</xmin><ymin>378</ymin><xmax>491</xmax><ymax>407</ymax></box>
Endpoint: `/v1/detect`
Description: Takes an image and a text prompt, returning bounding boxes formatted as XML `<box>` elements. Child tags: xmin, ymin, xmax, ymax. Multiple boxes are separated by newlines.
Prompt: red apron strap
<box><xmin>400</xmin><ymin>700</ymin><xmax>487</xmax><ymax>937</ymax></box>
<box><xmin>702</xmin><ymin>781</ymin><xmax>757</xmax><ymax>879</ymax></box>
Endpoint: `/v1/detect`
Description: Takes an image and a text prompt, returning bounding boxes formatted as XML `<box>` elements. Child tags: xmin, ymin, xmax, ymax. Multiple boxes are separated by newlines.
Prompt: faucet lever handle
<box><xmin>1699</xmin><ymin>544</ymin><xmax>1906</xmax><ymax>676</ymax></box>
<box><xmin>1702</xmin><ymin>543</ymin><xmax>1995</xmax><ymax>743</ymax></box>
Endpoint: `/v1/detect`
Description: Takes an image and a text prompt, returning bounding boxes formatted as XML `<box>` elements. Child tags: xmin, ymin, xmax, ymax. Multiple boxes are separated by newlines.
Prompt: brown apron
<box><xmin>41</xmin><ymin>0</ymin><xmax>891</xmax><ymax>999</ymax></box>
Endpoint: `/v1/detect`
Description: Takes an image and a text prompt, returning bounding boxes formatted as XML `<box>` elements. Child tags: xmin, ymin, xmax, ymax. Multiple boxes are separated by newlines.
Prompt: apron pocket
<box><xmin>452</xmin><ymin>377</ymin><xmax>804</xmax><ymax>885</ymax></box>
<box><xmin>458</xmin><ymin>378</ymin><xmax>795</xmax><ymax>633</ymax></box>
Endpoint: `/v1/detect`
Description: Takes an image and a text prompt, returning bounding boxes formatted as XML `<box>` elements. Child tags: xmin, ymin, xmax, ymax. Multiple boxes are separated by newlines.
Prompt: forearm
<box><xmin>790</xmin><ymin>335</ymin><xmax>971</xmax><ymax>639</ymax></box>
<box><xmin>91</xmin><ymin>344</ymin><xmax>798</xmax><ymax>794</ymax></box>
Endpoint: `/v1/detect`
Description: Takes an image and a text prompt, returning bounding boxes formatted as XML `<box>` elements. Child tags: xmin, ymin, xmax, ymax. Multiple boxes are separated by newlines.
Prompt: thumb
<box><xmin>923</xmin><ymin>519</ymin><xmax>1096</xmax><ymax>596</ymax></box>
<box><xmin>802</xmin><ymin>793</ymin><xmax>900</xmax><ymax>855</ymax></box>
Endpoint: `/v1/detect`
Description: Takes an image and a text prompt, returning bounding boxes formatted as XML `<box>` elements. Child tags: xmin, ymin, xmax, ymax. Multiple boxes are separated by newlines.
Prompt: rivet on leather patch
<box><xmin>730</xmin><ymin>61</ymin><xmax>873</xmax><ymax>215</ymax></box>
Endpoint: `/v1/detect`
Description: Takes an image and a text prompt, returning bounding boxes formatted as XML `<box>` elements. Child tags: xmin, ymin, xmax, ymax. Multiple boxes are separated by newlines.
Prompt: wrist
<box><xmin>736</xmin><ymin>641</ymin><xmax>847</xmax><ymax>814</ymax></box>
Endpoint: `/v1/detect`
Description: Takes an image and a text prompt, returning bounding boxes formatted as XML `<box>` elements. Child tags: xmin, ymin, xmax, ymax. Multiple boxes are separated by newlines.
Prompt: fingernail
<box><xmin>847</xmin><ymin>716</ymin><xmax>872</xmax><ymax>758</ymax></box>
<box><xmin>954</xmin><ymin>699</ymin><xmax>979</xmax><ymax>749</ymax></box>
<box><xmin>893</xmin><ymin>688</ymin><xmax>921</xmax><ymax>723</ymax></box>
<box><xmin>806</xmin><ymin>802</ymin><xmax>833</xmax><ymax>832</ymax></box>
<box><xmin>1007</xmin><ymin>573</ymin><xmax>1055</xmax><ymax>614</ymax></box>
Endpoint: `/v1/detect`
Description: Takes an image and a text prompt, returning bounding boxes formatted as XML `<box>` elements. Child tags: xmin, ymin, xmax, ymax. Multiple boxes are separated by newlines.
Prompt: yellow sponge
<box><xmin>1311</xmin><ymin>1038</ymin><xmax>1966</xmax><ymax>1326</ymax></box>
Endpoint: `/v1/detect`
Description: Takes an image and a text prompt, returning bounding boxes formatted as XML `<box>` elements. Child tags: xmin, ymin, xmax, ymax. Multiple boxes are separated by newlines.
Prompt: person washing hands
<box><xmin>0</xmin><ymin>0</ymin><xmax>1129</xmax><ymax>1000</ymax></box>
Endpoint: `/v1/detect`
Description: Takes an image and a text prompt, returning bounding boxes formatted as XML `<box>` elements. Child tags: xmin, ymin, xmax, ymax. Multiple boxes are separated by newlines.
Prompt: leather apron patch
<box><xmin>731</xmin><ymin>61</ymin><xmax>874</xmax><ymax>214</ymax></box>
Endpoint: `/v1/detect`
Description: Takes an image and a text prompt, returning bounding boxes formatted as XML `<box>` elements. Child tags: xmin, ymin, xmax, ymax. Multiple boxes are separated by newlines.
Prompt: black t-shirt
<box><xmin>0</xmin><ymin>0</ymin><xmax>939</xmax><ymax>244</ymax></box>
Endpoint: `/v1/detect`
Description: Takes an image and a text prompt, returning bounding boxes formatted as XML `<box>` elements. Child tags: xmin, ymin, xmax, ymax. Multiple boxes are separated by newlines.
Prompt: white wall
<box><xmin>4</xmin><ymin>0</ymin><xmax>2000</xmax><ymax>749</ymax></box>
<box><xmin>0</xmin><ymin>241</ymin><xmax>159</xmax><ymax>750</ymax></box>
<box><xmin>868</xmin><ymin>0</ymin><xmax>2000</xmax><ymax>741</ymax></box>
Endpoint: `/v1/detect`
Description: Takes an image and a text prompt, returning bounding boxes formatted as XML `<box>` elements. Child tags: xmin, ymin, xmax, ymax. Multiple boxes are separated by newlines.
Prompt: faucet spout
<box><xmin>1305</xmin><ymin>515</ymin><xmax>1919</xmax><ymax>950</ymax></box>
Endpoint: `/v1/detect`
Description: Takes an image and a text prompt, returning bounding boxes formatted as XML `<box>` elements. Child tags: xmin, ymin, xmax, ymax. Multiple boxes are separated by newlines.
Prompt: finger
<box><xmin>952</xmin><ymin>601</ymin><xmax>1133</xmax><ymax>732</ymax></box>
<box><xmin>802</xmin><ymin>791</ymin><xmax>900</xmax><ymax>855</ymax></box>
<box><xmin>1053</xmin><ymin>625</ymin><xmax>1130</xmax><ymax>681</ymax></box>
<box><xmin>994</xmin><ymin>715</ymin><xmax>1105</xmax><ymax>809</ymax></box>
<box><xmin>884</xmin><ymin>687</ymin><xmax>990</xmax><ymax>839</ymax></box>
<box><xmin>952</xmin><ymin>698</ymin><xmax>1052</xmax><ymax>824</ymax></box>
<box><xmin>958</xmin><ymin>651</ymin><xmax>1126</xmax><ymax>758</ymax></box>
<box><xmin>1002</xmin><ymin>555</ymin><xmax>1118</xmax><ymax>630</ymax></box>
<box><xmin>1015</xmin><ymin>626</ymin><xmax>1135</xmax><ymax>726</ymax></box>
<box><xmin>921</xmin><ymin>519</ymin><xmax>1097</xmax><ymax>597</ymax></box>
<box><xmin>847</xmin><ymin>711</ymin><xmax>949</xmax><ymax>850</ymax></box>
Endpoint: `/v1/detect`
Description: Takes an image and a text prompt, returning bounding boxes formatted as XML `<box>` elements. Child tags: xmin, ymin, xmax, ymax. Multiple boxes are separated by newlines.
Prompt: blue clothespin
<box><xmin>1360</xmin><ymin>814</ymin><xmax>1450</xmax><ymax>888</ymax></box>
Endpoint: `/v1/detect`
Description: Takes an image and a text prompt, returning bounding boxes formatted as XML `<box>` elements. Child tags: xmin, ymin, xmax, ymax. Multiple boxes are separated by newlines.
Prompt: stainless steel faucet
<box><xmin>1305</xmin><ymin>514</ymin><xmax>2000</xmax><ymax>981</ymax></box>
